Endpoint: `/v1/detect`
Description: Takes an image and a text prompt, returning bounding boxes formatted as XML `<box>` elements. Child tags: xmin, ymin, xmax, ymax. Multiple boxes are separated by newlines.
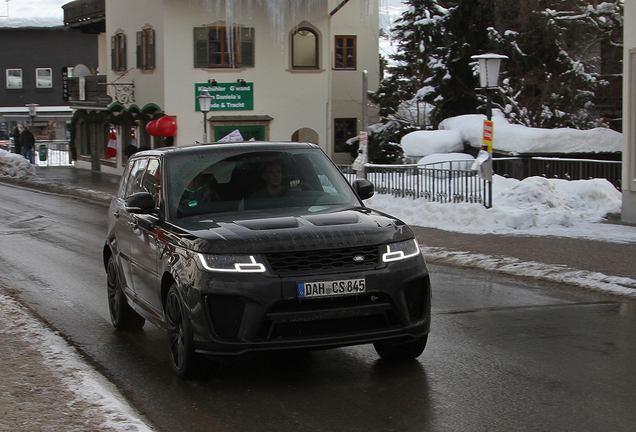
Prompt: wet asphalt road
<box><xmin>1</xmin><ymin>182</ymin><xmax>635</xmax><ymax>432</ymax></box>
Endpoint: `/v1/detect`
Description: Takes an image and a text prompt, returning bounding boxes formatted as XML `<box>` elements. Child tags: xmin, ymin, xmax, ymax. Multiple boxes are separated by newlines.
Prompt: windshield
<box><xmin>165</xmin><ymin>147</ymin><xmax>361</xmax><ymax>220</ymax></box>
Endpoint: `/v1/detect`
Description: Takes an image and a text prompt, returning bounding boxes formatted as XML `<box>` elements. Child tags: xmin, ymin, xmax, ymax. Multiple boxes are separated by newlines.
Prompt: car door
<box><xmin>127</xmin><ymin>157</ymin><xmax>164</xmax><ymax>318</ymax></box>
<box><xmin>113</xmin><ymin>158</ymin><xmax>148</xmax><ymax>294</ymax></box>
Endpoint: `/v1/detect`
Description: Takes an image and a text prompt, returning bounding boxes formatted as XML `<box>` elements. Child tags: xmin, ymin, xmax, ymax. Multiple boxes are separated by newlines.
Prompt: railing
<box><xmin>493</xmin><ymin>157</ymin><xmax>622</xmax><ymax>189</ymax></box>
<box><xmin>340</xmin><ymin>157</ymin><xmax>622</xmax><ymax>207</ymax></box>
<box><xmin>339</xmin><ymin>161</ymin><xmax>491</xmax><ymax>207</ymax></box>
<box><xmin>34</xmin><ymin>140</ymin><xmax>73</xmax><ymax>167</ymax></box>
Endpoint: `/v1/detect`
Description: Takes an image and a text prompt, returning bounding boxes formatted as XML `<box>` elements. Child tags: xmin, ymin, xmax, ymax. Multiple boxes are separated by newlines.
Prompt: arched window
<box><xmin>292</xmin><ymin>27</ymin><xmax>318</xmax><ymax>69</ymax></box>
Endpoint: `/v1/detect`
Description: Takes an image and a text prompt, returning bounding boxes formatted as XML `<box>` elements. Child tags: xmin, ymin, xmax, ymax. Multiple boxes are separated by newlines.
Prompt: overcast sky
<box><xmin>0</xmin><ymin>0</ymin><xmax>406</xmax><ymax>28</ymax></box>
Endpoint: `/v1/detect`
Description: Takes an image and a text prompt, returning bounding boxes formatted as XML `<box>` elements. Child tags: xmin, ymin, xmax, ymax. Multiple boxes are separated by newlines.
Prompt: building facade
<box><xmin>0</xmin><ymin>26</ymin><xmax>98</xmax><ymax>144</ymax></box>
<box><xmin>66</xmin><ymin>0</ymin><xmax>380</xmax><ymax>175</ymax></box>
<box><xmin>624</xmin><ymin>0</ymin><xmax>636</xmax><ymax>223</ymax></box>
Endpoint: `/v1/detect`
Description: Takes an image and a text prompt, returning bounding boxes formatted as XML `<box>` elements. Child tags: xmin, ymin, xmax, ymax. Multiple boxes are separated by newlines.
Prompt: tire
<box><xmin>165</xmin><ymin>284</ymin><xmax>199</xmax><ymax>379</ymax></box>
<box><xmin>106</xmin><ymin>255</ymin><xmax>145</xmax><ymax>330</ymax></box>
<box><xmin>373</xmin><ymin>335</ymin><xmax>428</xmax><ymax>361</ymax></box>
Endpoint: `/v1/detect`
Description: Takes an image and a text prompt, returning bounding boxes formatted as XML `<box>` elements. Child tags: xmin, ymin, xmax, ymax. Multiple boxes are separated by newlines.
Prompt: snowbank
<box><xmin>0</xmin><ymin>149</ymin><xmax>36</xmax><ymax>178</ymax></box>
<box><xmin>438</xmin><ymin>111</ymin><xmax>622</xmax><ymax>155</ymax></box>
<box><xmin>366</xmin><ymin>175</ymin><xmax>632</xmax><ymax>242</ymax></box>
<box><xmin>401</xmin><ymin>130</ymin><xmax>463</xmax><ymax>158</ymax></box>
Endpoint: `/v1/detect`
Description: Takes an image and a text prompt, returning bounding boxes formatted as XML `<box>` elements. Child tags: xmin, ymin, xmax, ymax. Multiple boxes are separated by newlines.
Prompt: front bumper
<box><xmin>185</xmin><ymin>255</ymin><xmax>431</xmax><ymax>356</ymax></box>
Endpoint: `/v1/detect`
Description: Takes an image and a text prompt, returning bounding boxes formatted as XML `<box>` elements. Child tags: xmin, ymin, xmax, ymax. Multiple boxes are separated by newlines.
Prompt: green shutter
<box><xmin>120</xmin><ymin>34</ymin><xmax>127</xmax><ymax>70</ymax></box>
<box><xmin>136</xmin><ymin>31</ymin><xmax>142</xmax><ymax>69</ymax></box>
<box><xmin>240</xmin><ymin>27</ymin><xmax>255</xmax><ymax>67</ymax></box>
<box><xmin>194</xmin><ymin>27</ymin><xmax>208</xmax><ymax>68</ymax></box>
<box><xmin>111</xmin><ymin>35</ymin><xmax>116</xmax><ymax>71</ymax></box>
<box><xmin>148</xmin><ymin>29</ymin><xmax>155</xmax><ymax>70</ymax></box>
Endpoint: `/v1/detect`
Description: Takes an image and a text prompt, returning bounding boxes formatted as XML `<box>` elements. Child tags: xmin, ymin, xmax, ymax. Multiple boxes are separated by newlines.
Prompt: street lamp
<box><xmin>197</xmin><ymin>90</ymin><xmax>212</xmax><ymax>143</ymax></box>
<box><xmin>26</xmin><ymin>103</ymin><xmax>38</xmax><ymax>128</ymax></box>
<box><xmin>471</xmin><ymin>53</ymin><xmax>507</xmax><ymax>208</ymax></box>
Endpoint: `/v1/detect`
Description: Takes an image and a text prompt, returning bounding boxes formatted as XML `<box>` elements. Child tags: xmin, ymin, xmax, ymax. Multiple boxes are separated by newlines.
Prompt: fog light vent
<box><xmin>403</xmin><ymin>276</ymin><xmax>430</xmax><ymax>322</ymax></box>
<box><xmin>205</xmin><ymin>295</ymin><xmax>245</xmax><ymax>339</ymax></box>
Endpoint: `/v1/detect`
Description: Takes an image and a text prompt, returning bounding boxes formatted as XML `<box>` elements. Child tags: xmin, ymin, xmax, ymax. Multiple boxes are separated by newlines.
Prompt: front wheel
<box><xmin>165</xmin><ymin>284</ymin><xmax>199</xmax><ymax>379</ymax></box>
<box><xmin>106</xmin><ymin>255</ymin><xmax>145</xmax><ymax>330</ymax></box>
<box><xmin>373</xmin><ymin>335</ymin><xmax>428</xmax><ymax>361</ymax></box>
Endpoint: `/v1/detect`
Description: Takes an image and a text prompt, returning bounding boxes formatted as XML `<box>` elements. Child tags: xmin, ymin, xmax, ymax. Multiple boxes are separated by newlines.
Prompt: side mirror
<box><xmin>125</xmin><ymin>192</ymin><xmax>157</xmax><ymax>214</ymax></box>
<box><xmin>353</xmin><ymin>179</ymin><xmax>374</xmax><ymax>200</ymax></box>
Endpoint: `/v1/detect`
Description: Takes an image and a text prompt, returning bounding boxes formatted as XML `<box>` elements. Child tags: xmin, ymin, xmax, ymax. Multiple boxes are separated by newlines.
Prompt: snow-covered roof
<box><xmin>439</xmin><ymin>110</ymin><xmax>623</xmax><ymax>155</ymax></box>
<box><xmin>1</xmin><ymin>0</ymin><xmax>73</xmax><ymax>28</ymax></box>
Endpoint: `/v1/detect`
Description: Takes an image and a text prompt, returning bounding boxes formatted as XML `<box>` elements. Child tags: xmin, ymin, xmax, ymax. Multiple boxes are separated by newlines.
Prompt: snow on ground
<box><xmin>0</xmin><ymin>149</ymin><xmax>36</xmax><ymax>178</ymax></box>
<box><xmin>0</xmin><ymin>292</ymin><xmax>155</xmax><ymax>431</ymax></box>
<box><xmin>367</xmin><ymin>174</ymin><xmax>634</xmax><ymax>243</ymax></box>
<box><xmin>437</xmin><ymin>110</ymin><xmax>622</xmax><ymax>154</ymax></box>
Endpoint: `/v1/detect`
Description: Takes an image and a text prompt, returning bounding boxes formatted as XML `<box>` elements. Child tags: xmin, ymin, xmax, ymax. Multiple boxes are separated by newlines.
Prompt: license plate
<box><xmin>298</xmin><ymin>278</ymin><xmax>366</xmax><ymax>298</ymax></box>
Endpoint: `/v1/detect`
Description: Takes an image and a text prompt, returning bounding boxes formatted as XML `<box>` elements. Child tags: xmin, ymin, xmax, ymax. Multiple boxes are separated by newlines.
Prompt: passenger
<box><xmin>250</xmin><ymin>160</ymin><xmax>300</xmax><ymax>198</ymax></box>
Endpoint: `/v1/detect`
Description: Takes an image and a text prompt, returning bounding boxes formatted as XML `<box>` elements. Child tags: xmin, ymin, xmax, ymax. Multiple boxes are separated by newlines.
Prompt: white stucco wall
<box><xmin>623</xmin><ymin>0</ymin><xmax>636</xmax><ymax>222</ymax></box>
<box><xmin>100</xmin><ymin>0</ymin><xmax>378</xmax><ymax>170</ymax></box>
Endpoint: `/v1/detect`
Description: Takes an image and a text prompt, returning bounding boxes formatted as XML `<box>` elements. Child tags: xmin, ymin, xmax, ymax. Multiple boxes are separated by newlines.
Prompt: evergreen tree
<box><xmin>371</xmin><ymin>0</ymin><xmax>623</xmax><ymax>148</ymax></box>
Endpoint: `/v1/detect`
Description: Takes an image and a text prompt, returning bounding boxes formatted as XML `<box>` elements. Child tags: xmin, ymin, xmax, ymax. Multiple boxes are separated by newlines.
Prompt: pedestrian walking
<box><xmin>20</xmin><ymin>127</ymin><xmax>35</xmax><ymax>163</ymax></box>
<box><xmin>10</xmin><ymin>126</ymin><xmax>21</xmax><ymax>155</ymax></box>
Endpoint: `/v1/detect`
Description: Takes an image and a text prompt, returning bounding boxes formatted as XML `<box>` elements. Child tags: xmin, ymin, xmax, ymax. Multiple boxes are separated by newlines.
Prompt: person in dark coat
<box><xmin>10</xmin><ymin>126</ymin><xmax>21</xmax><ymax>155</ymax></box>
<box><xmin>20</xmin><ymin>128</ymin><xmax>35</xmax><ymax>163</ymax></box>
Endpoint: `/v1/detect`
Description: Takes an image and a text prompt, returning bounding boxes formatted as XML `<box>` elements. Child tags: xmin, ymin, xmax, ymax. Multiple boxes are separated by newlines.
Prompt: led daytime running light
<box><xmin>197</xmin><ymin>254</ymin><xmax>266</xmax><ymax>273</ymax></box>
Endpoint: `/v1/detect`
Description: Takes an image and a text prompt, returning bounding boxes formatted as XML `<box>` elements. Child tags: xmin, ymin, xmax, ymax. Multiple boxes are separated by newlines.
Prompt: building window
<box><xmin>334</xmin><ymin>118</ymin><xmax>357</xmax><ymax>153</ymax></box>
<box><xmin>111</xmin><ymin>32</ymin><xmax>127</xmax><ymax>72</ymax></box>
<box><xmin>193</xmin><ymin>26</ymin><xmax>254</xmax><ymax>68</ymax></box>
<box><xmin>292</xmin><ymin>28</ymin><xmax>318</xmax><ymax>69</ymax></box>
<box><xmin>6</xmin><ymin>69</ymin><xmax>22</xmax><ymax>89</ymax></box>
<box><xmin>137</xmin><ymin>28</ymin><xmax>155</xmax><ymax>70</ymax></box>
<box><xmin>335</xmin><ymin>36</ymin><xmax>356</xmax><ymax>70</ymax></box>
<box><xmin>36</xmin><ymin>68</ymin><xmax>53</xmax><ymax>88</ymax></box>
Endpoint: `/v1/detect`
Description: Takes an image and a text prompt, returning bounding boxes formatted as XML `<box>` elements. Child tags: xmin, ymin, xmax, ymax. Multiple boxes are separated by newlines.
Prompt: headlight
<box><xmin>197</xmin><ymin>253</ymin><xmax>266</xmax><ymax>273</ymax></box>
<box><xmin>382</xmin><ymin>239</ymin><xmax>421</xmax><ymax>263</ymax></box>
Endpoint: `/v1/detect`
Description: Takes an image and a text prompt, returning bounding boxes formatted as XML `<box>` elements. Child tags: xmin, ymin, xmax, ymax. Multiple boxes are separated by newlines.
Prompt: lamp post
<box><xmin>471</xmin><ymin>53</ymin><xmax>507</xmax><ymax>208</ymax></box>
<box><xmin>26</xmin><ymin>103</ymin><xmax>38</xmax><ymax>128</ymax></box>
<box><xmin>197</xmin><ymin>90</ymin><xmax>212</xmax><ymax>143</ymax></box>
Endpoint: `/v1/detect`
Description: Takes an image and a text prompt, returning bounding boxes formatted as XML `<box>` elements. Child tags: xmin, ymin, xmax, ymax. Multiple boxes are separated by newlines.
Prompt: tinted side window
<box><xmin>125</xmin><ymin>158</ymin><xmax>149</xmax><ymax>198</ymax></box>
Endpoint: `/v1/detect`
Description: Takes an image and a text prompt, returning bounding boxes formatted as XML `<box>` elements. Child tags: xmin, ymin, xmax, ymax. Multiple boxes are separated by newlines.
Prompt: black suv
<box><xmin>104</xmin><ymin>142</ymin><xmax>431</xmax><ymax>378</ymax></box>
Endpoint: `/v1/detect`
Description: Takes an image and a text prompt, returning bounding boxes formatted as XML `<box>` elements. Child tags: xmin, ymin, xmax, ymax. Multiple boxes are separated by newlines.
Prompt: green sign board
<box><xmin>195</xmin><ymin>82</ymin><xmax>254</xmax><ymax>111</ymax></box>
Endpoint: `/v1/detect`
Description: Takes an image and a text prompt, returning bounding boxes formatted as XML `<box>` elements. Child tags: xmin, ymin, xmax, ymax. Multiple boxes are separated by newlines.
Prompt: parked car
<box><xmin>104</xmin><ymin>142</ymin><xmax>431</xmax><ymax>378</ymax></box>
<box><xmin>0</xmin><ymin>131</ymin><xmax>11</xmax><ymax>151</ymax></box>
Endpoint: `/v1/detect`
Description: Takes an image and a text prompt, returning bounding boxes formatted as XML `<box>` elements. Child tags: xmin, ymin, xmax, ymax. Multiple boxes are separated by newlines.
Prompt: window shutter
<box><xmin>111</xmin><ymin>35</ymin><xmax>116</xmax><ymax>71</ymax></box>
<box><xmin>120</xmin><ymin>34</ymin><xmax>127</xmax><ymax>70</ymax></box>
<box><xmin>194</xmin><ymin>27</ymin><xmax>208</xmax><ymax>68</ymax></box>
<box><xmin>136</xmin><ymin>31</ymin><xmax>142</xmax><ymax>69</ymax></box>
<box><xmin>148</xmin><ymin>29</ymin><xmax>155</xmax><ymax>69</ymax></box>
<box><xmin>240</xmin><ymin>27</ymin><xmax>255</xmax><ymax>67</ymax></box>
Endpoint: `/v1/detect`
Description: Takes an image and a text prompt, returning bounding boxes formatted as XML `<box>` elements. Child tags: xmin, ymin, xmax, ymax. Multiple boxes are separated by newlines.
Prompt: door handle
<box><xmin>113</xmin><ymin>211</ymin><xmax>120</xmax><ymax>219</ymax></box>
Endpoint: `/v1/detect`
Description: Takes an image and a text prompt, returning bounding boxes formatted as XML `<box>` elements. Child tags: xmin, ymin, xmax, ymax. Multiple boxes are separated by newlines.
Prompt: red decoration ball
<box><xmin>156</xmin><ymin>116</ymin><xmax>177</xmax><ymax>137</ymax></box>
<box><xmin>145</xmin><ymin>120</ymin><xmax>159</xmax><ymax>136</ymax></box>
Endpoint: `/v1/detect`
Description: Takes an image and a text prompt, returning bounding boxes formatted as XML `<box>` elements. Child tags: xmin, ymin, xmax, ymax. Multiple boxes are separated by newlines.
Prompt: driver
<box><xmin>250</xmin><ymin>160</ymin><xmax>300</xmax><ymax>198</ymax></box>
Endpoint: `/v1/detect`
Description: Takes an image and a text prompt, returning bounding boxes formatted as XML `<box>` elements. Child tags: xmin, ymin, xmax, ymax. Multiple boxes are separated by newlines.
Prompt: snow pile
<box><xmin>401</xmin><ymin>130</ymin><xmax>463</xmax><ymax>158</ymax></box>
<box><xmin>439</xmin><ymin>111</ymin><xmax>623</xmax><ymax>155</ymax></box>
<box><xmin>0</xmin><ymin>149</ymin><xmax>36</xmax><ymax>178</ymax></box>
<box><xmin>367</xmin><ymin>175</ymin><xmax>632</xmax><ymax>242</ymax></box>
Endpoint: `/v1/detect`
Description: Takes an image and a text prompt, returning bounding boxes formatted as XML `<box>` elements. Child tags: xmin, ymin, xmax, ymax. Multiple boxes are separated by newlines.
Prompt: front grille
<box><xmin>255</xmin><ymin>293</ymin><xmax>400</xmax><ymax>341</ymax></box>
<box><xmin>265</xmin><ymin>245</ymin><xmax>379</xmax><ymax>275</ymax></box>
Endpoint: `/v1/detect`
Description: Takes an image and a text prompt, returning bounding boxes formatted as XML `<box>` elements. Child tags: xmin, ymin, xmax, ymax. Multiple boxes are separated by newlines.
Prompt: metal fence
<box><xmin>33</xmin><ymin>140</ymin><xmax>73</xmax><ymax>167</ymax></box>
<box><xmin>341</xmin><ymin>157</ymin><xmax>622</xmax><ymax>207</ymax></box>
<box><xmin>492</xmin><ymin>157</ymin><xmax>622</xmax><ymax>190</ymax></box>
<box><xmin>339</xmin><ymin>161</ymin><xmax>491</xmax><ymax>207</ymax></box>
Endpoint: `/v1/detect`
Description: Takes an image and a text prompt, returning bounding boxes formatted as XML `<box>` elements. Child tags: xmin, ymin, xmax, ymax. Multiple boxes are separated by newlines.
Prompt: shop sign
<box><xmin>195</xmin><ymin>82</ymin><xmax>254</xmax><ymax>111</ymax></box>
